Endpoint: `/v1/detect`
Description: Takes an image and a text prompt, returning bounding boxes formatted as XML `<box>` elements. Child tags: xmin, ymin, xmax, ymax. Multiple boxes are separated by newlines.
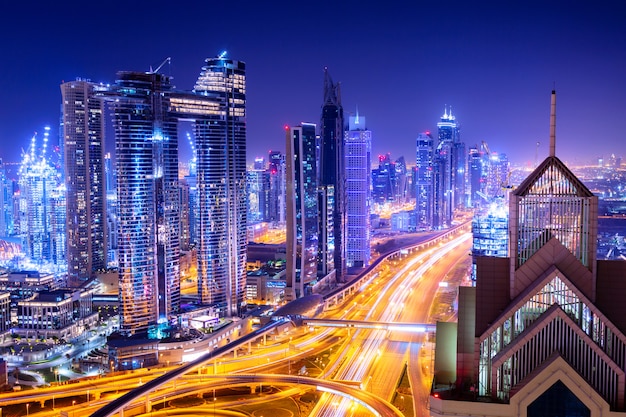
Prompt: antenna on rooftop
<box><xmin>549</xmin><ymin>90</ymin><xmax>556</xmax><ymax>157</ymax></box>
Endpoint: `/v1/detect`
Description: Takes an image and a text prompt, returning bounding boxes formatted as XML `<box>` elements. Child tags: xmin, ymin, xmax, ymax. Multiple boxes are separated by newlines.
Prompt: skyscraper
<box><xmin>193</xmin><ymin>56</ymin><xmax>247</xmax><ymax>316</ymax></box>
<box><xmin>319</xmin><ymin>68</ymin><xmax>346</xmax><ymax>280</ymax></box>
<box><xmin>432</xmin><ymin>91</ymin><xmax>626</xmax><ymax>416</ymax></box>
<box><xmin>110</xmin><ymin>71</ymin><xmax>180</xmax><ymax>336</ymax></box>
<box><xmin>345</xmin><ymin>112</ymin><xmax>371</xmax><ymax>267</ymax></box>
<box><xmin>17</xmin><ymin>127</ymin><xmax>64</xmax><ymax>267</ymax></box>
<box><xmin>61</xmin><ymin>80</ymin><xmax>107</xmax><ymax>284</ymax></box>
<box><xmin>415</xmin><ymin>132</ymin><xmax>435</xmax><ymax>228</ymax></box>
<box><xmin>286</xmin><ymin>123</ymin><xmax>318</xmax><ymax>300</ymax></box>
<box><xmin>434</xmin><ymin>107</ymin><xmax>465</xmax><ymax>228</ymax></box>
<box><xmin>267</xmin><ymin>151</ymin><xmax>286</xmax><ymax>225</ymax></box>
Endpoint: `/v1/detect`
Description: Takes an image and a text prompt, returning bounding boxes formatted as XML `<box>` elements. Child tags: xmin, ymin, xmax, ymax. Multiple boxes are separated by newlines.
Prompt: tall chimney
<box><xmin>549</xmin><ymin>90</ymin><xmax>556</xmax><ymax>157</ymax></box>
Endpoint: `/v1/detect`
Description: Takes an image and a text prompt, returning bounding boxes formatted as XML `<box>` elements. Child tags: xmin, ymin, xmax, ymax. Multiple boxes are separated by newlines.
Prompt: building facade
<box><xmin>319</xmin><ymin>68</ymin><xmax>346</xmax><ymax>280</ymax></box>
<box><xmin>110</xmin><ymin>71</ymin><xmax>180</xmax><ymax>336</ymax></box>
<box><xmin>344</xmin><ymin>112</ymin><xmax>371</xmax><ymax>267</ymax></box>
<box><xmin>415</xmin><ymin>132</ymin><xmax>435</xmax><ymax>228</ymax></box>
<box><xmin>193</xmin><ymin>56</ymin><xmax>247</xmax><ymax>316</ymax></box>
<box><xmin>285</xmin><ymin>123</ymin><xmax>318</xmax><ymax>300</ymax></box>
<box><xmin>61</xmin><ymin>80</ymin><xmax>108</xmax><ymax>284</ymax></box>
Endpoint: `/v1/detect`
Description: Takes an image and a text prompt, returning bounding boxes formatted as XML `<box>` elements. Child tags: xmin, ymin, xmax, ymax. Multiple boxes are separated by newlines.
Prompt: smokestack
<box><xmin>549</xmin><ymin>90</ymin><xmax>556</xmax><ymax>157</ymax></box>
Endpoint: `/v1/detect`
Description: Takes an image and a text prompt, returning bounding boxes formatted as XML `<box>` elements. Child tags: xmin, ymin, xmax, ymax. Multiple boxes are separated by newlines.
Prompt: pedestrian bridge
<box><xmin>303</xmin><ymin>318</ymin><xmax>436</xmax><ymax>333</ymax></box>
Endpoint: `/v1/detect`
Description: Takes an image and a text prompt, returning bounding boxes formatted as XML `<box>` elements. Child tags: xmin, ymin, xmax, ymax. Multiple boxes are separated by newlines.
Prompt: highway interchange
<box><xmin>0</xmin><ymin>226</ymin><xmax>472</xmax><ymax>417</ymax></box>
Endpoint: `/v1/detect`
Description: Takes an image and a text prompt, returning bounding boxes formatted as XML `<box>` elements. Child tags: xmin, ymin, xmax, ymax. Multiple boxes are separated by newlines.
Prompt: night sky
<box><xmin>1</xmin><ymin>0</ymin><xmax>625</xmax><ymax>168</ymax></box>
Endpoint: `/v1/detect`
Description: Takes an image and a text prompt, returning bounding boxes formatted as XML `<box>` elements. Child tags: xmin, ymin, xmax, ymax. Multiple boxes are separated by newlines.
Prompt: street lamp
<box><xmin>25</xmin><ymin>403</ymin><xmax>29</xmax><ymax>416</ymax></box>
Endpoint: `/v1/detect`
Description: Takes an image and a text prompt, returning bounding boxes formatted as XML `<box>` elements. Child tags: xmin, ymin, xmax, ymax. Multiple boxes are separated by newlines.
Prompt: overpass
<box><xmin>321</xmin><ymin>222</ymin><xmax>470</xmax><ymax>311</ymax></box>
<box><xmin>303</xmin><ymin>318</ymin><xmax>436</xmax><ymax>333</ymax></box>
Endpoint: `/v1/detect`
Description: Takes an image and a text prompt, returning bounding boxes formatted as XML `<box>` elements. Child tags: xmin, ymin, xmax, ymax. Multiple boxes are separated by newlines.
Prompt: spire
<box><xmin>355</xmin><ymin>105</ymin><xmax>360</xmax><ymax>125</ymax></box>
<box><xmin>323</xmin><ymin>67</ymin><xmax>341</xmax><ymax>107</ymax></box>
<box><xmin>549</xmin><ymin>90</ymin><xmax>556</xmax><ymax>157</ymax></box>
<box><xmin>443</xmin><ymin>105</ymin><xmax>448</xmax><ymax>119</ymax></box>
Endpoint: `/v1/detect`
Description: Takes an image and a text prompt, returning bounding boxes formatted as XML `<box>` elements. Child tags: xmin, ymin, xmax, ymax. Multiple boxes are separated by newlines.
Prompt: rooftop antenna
<box><xmin>535</xmin><ymin>141</ymin><xmax>540</xmax><ymax>168</ymax></box>
<box><xmin>549</xmin><ymin>89</ymin><xmax>556</xmax><ymax>157</ymax></box>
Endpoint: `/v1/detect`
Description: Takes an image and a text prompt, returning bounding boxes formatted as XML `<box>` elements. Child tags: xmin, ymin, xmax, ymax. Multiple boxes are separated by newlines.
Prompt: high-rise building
<box><xmin>467</xmin><ymin>145</ymin><xmax>483</xmax><ymax>207</ymax></box>
<box><xmin>109</xmin><ymin>71</ymin><xmax>180</xmax><ymax>337</ymax></box>
<box><xmin>319</xmin><ymin>68</ymin><xmax>346</xmax><ymax>280</ymax></box>
<box><xmin>433</xmin><ymin>107</ymin><xmax>465</xmax><ymax>228</ymax></box>
<box><xmin>267</xmin><ymin>151</ymin><xmax>285</xmax><ymax>225</ymax></box>
<box><xmin>17</xmin><ymin>127</ymin><xmax>64</xmax><ymax>267</ymax></box>
<box><xmin>247</xmin><ymin>167</ymin><xmax>268</xmax><ymax>224</ymax></box>
<box><xmin>0</xmin><ymin>159</ymin><xmax>14</xmax><ymax>237</ymax></box>
<box><xmin>285</xmin><ymin>123</ymin><xmax>318</xmax><ymax>300</ymax></box>
<box><xmin>415</xmin><ymin>132</ymin><xmax>435</xmax><ymax>228</ymax></box>
<box><xmin>193</xmin><ymin>56</ymin><xmax>247</xmax><ymax>316</ymax></box>
<box><xmin>344</xmin><ymin>112</ymin><xmax>371</xmax><ymax>267</ymax></box>
<box><xmin>61</xmin><ymin>80</ymin><xmax>107</xmax><ymax>284</ymax></box>
<box><xmin>431</xmin><ymin>91</ymin><xmax>626</xmax><ymax>416</ymax></box>
<box><xmin>104</xmin><ymin>152</ymin><xmax>118</xmax><ymax>265</ymax></box>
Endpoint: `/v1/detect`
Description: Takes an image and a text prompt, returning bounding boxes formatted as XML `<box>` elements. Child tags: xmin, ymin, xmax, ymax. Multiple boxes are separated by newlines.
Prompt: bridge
<box><xmin>303</xmin><ymin>318</ymin><xmax>436</xmax><ymax>333</ymax></box>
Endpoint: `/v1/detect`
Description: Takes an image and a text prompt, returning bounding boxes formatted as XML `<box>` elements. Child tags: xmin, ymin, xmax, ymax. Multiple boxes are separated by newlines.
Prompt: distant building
<box><xmin>285</xmin><ymin>123</ymin><xmax>318</xmax><ymax>300</ymax></box>
<box><xmin>433</xmin><ymin>107</ymin><xmax>465</xmax><ymax>228</ymax></box>
<box><xmin>344</xmin><ymin>112</ymin><xmax>372</xmax><ymax>267</ymax></box>
<box><xmin>415</xmin><ymin>132</ymin><xmax>435</xmax><ymax>228</ymax></box>
<box><xmin>319</xmin><ymin>68</ymin><xmax>346</xmax><ymax>281</ymax></box>
<box><xmin>17</xmin><ymin>127</ymin><xmax>65</xmax><ymax>268</ymax></box>
<box><xmin>267</xmin><ymin>151</ymin><xmax>286</xmax><ymax>225</ymax></box>
<box><xmin>61</xmin><ymin>80</ymin><xmax>108</xmax><ymax>284</ymax></box>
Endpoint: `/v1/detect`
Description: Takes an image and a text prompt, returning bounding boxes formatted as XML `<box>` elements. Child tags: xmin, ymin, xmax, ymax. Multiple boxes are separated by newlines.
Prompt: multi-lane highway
<box><xmin>0</xmin><ymin>227</ymin><xmax>471</xmax><ymax>417</ymax></box>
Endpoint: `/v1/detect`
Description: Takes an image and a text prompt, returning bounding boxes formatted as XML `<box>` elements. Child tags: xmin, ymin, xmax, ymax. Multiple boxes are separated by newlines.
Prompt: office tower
<box><xmin>285</xmin><ymin>123</ymin><xmax>318</xmax><ymax>300</ymax></box>
<box><xmin>104</xmin><ymin>152</ymin><xmax>118</xmax><ymax>265</ymax></box>
<box><xmin>0</xmin><ymin>159</ymin><xmax>14</xmax><ymax>237</ymax></box>
<box><xmin>267</xmin><ymin>151</ymin><xmax>286</xmax><ymax>224</ymax></box>
<box><xmin>247</xmin><ymin>168</ymin><xmax>267</xmax><ymax>224</ymax></box>
<box><xmin>319</xmin><ymin>68</ymin><xmax>346</xmax><ymax>280</ymax></box>
<box><xmin>394</xmin><ymin>156</ymin><xmax>408</xmax><ymax>205</ymax></box>
<box><xmin>317</xmin><ymin>185</ymin><xmax>335</xmax><ymax>277</ymax></box>
<box><xmin>253</xmin><ymin>157</ymin><xmax>265</xmax><ymax>170</ymax></box>
<box><xmin>17</xmin><ymin>128</ymin><xmax>64</xmax><ymax>266</ymax></box>
<box><xmin>431</xmin><ymin>91</ymin><xmax>626</xmax><ymax>416</ymax></box>
<box><xmin>344</xmin><ymin>112</ymin><xmax>371</xmax><ymax>267</ymax></box>
<box><xmin>415</xmin><ymin>132</ymin><xmax>435</xmax><ymax>228</ymax></box>
<box><xmin>372</xmin><ymin>154</ymin><xmax>395</xmax><ymax>205</ymax></box>
<box><xmin>193</xmin><ymin>56</ymin><xmax>247</xmax><ymax>316</ymax></box>
<box><xmin>434</xmin><ymin>107</ymin><xmax>465</xmax><ymax>228</ymax></box>
<box><xmin>110</xmin><ymin>71</ymin><xmax>180</xmax><ymax>336</ymax></box>
<box><xmin>467</xmin><ymin>145</ymin><xmax>483</xmax><ymax>207</ymax></box>
<box><xmin>61</xmin><ymin>80</ymin><xmax>107</xmax><ymax>283</ymax></box>
<box><xmin>179</xmin><ymin>180</ymin><xmax>191</xmax><ymax>251</ymax></box>
<box><xmin>485</xmin><ymin>151</ymin><xmax>509</xmax><ymax>199</ymax></box>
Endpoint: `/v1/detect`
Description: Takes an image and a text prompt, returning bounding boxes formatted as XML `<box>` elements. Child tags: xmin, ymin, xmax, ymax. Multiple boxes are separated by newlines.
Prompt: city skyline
<box><xmin>1</xmin><ymin>1</ymin><xmax>625</xmax><ymax>168</ymax></box>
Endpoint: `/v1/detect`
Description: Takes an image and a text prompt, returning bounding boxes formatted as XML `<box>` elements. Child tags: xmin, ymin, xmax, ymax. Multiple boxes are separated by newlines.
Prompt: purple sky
<box><xmin>1</xmin><ymin>0</ymin><xmax>625</xmax><ymax>168</ymax></box>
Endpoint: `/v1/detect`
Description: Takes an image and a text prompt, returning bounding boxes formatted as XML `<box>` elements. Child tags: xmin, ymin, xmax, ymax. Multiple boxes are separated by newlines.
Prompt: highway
<box><xmin>0</xmin><ymin>227</ymin><xmax>471</xmax><ymax>417</ymax></box>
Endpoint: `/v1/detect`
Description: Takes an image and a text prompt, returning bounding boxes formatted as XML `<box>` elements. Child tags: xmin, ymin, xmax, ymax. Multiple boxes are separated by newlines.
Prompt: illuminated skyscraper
<box><xmin>286</xmin><ymin>123</ymin><xmax>318</xmax><ymax>300</ymax></box>
<box><xmin>432</xmin><ymin>91</ymin><xmax>626</xmax><ymax>416</ymax></box>
<box><xmin>61</xmin><ymin>80</ymin><xmax>107</xmax><ymax>284</ymax></box>
<box><xmin>415</xmin><ymin>132</ymin><xmax>435</xmax><ymax>228</ymax></box>
<box><xmin>110</xmin><ymin>71</ymin><xmax>180</xmax><ymax>336</ymax></box>
<box><xmin>319</xmin><ymin>68</ymin><xmax>346</xmax><ymax>280</ymax></box>
<box><xmin>17</xmin><ymin>128</ymin><xmax>64</xmax><ymax>267</ymax></box>
<box><xmin>0</xmin><ymin>159</ymin><xmax>14</xmax><ymax>237</ymax></box>
<box><xmin>434</xmin><ymin>107</ymin><xmax>465</xmax><ymax>228</ymax></box>
<box><xmin>344</xmin><ymin>112</ymin><xmax>371</xmax><ymax>267</ymax></box>
<box><xmin>193</xmin><ymin>56</ymin><xmax>247</xmax><ymax>316</ymax></box>
<box><xmin>267</xmin><ymin>151</ymin><xmax>285</xmax><ymax>225</ymax></box>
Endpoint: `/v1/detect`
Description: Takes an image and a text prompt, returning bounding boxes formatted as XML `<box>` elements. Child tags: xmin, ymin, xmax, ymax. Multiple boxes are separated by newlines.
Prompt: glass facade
<box><xmin>61</xmin><ymin>80</ymin><xmax>107</xmax><ymax>282</ymax></box>
<box><xmin>345</xmin><ymin>114</ymin><xmax>371</xmax><ymax>267</ymax></box>
<box><xmin>319</xmin><ymin>69</ymin><xmax>346</xmax><ymax>280</ymax></box>
<box><xmin>415</xmin><ymin>132</ymin><xmax>434</xmax><ymax>227</ymax></box>
<box><xmin>193</xmin><ymin>57</ymin><xmax>247</xmax><ymax>316</ymax></box>
<box><xmin>286</xmin><ymin>124</ymin><xmax>318</xmax><ymax>298</ymax></box>
<box><xmin>111</xmin><ymin>72</ymin><xmax>180</xmax><ymax>336</ymax></box>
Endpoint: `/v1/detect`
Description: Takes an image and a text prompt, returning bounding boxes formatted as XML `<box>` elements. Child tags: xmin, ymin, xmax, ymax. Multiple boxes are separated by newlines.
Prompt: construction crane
<box><xmin>149</xmin><ymin>57</ymin><xmax>171</xmax><ymax>74</ymax></box>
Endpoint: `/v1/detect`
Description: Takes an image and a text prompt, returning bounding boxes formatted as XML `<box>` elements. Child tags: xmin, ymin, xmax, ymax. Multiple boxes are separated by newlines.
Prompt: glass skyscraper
<box><xmin>344</xmin><ymin>113</ymin><xmax>371</xmax><ymax>267</ymax></box>
<box><xmin>286</xmin><ymin>123</ymin><xmax>318</xmax><ymax>300</ymax></box>
<box><xmin>193</xmin><ymin>57</ymin><xmax>247</xmax><ymax>316</ymax></box>
<box><xmin>415</xmin><ymin>132</ymin><xmax>435</xmax><ymax>228</ymax></box>
<box><xmin>319</xmin><ymin>68</ymin><xmax>346</xmax><ymax>280</ymax></box>
<box><xmin>110</xmin><ymin>71</ymin><xmax>180</xmax><ymax>336</ymax></box>
<box><xmin>61</xmin><ymin>80</ymin><xmax>107</xmax><ymax>284</ymax></box>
